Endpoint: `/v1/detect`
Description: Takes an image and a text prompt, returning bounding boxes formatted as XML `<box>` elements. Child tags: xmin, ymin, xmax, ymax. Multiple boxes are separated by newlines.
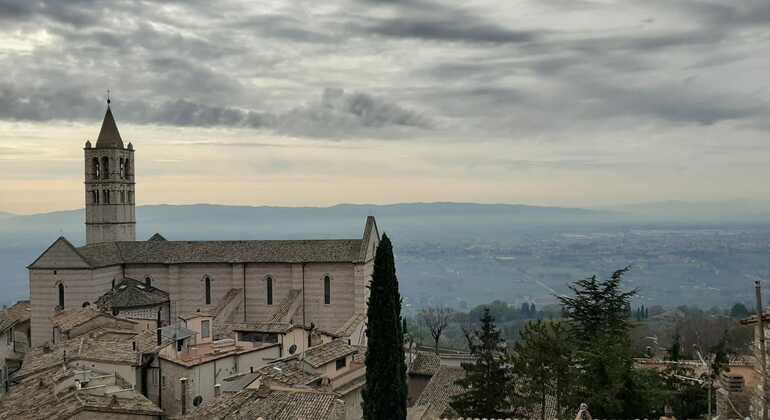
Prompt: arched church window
<box><xmin>119</xmin><ymin>158</ymin><xmax>125</xmax><ymax>179</ymax></box>
<box><xmin>92</xmin><ymin>158</ymin><xmax>100</xmax><ymax>179</ymax></box>
<box><xmin>323</xmin><ymin>275</ymin><xmax>331</xmax><ymax>305</ymax></box>
<box><xmin>103</xmin><ymin>190</ymin><xmax>110</xmax><ymax>204</ymax></box>
<box><xmin>92</xmin><ymin>190</ymin><xmax>99</xmax><ymax>204</ymax></box>
<box><xmin>204</xmin><ymin>276</ymin><xmax>212</xmax><ymax>305</ymax></box>
<box><xmin>101</xmin><ymin>157</ymin><xmax>109</xmax><ymax>179</ymax></box>
<box><xmin>266</xmin><ymin>276</ymin><xmax>273</xmax><ymax>305</ymax></box>
<box><xmin>58</xmin><ymin>283</ymin><xmax>64</xmax><ymax>308</ymax></box>
<box><xmin>124</xmin><ymin>159</ymin><xmax>131</xmax><ymax>178</ymax></box>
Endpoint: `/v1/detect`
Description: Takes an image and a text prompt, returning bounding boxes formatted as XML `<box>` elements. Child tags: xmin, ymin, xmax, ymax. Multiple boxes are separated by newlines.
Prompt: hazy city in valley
<box><xmin>1</xmin><ymin>1</ymin><xmax>769</xmax><ymax>419</ymax></box>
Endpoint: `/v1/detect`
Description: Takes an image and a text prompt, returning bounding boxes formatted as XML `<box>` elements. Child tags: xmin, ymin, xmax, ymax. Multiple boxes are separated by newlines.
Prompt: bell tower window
<box><xmin>92</xmin><ymin>158</ymin><xmax>100</xmax><ymax>179</ymax></box>
<box><xmin>101</xmin><ymin>157</ymin><xmax>109</xmax><ymax>179</ymax></box>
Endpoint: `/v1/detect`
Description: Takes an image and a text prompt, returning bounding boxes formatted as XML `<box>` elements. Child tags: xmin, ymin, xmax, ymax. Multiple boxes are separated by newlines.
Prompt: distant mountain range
<box><xmin>2</xmin><ymin>201</ymin><xmax>770</xmax><ymax>308</ymax></box>
<box><xmin>0</xmin><ymin>202</ymin><xmax>607</xmax><ymax>247</ymax></box>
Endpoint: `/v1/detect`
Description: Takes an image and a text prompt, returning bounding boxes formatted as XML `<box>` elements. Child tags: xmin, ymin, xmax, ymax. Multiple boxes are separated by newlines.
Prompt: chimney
<box><xmin>214</xmin><ymin>383</ymin><xmax>221</xmax><ymax>397</ymax></box>
<box><xmin>156</xmin><ymin>310</ymin><xmax>162</xmax><ymax>347</ymax></box>
<box><xmin>180</xmin><ymin>377</ymin><xmax>188</xmax><ymax>415</ymax></box>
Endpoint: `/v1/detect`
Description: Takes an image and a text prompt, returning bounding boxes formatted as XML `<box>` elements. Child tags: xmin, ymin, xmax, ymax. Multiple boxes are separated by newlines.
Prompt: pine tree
<box><xmin>362</xmin><ymin>234</ymin><xmax>407</xmax><ymax>420</ymax></box>
<box><xmin>512</xmin><ymin>320</ymin><xmax>574</xmax><ymax>419</ymax></box>
<box><xmin>450</xmin><ymin>308</ymin><xmax>514</xmax><ymax>418</ymax></box>
<box><xmin>557</xmin><ymin>267</ymin><xmax>639</xmax><ymax>417</ymax></box>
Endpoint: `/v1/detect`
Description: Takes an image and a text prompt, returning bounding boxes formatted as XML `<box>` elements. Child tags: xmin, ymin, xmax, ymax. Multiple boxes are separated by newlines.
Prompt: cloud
<box><xmin>0</xmin><ymin>83</ymin><xmax>430</xmax><ymax>139</ymax></box>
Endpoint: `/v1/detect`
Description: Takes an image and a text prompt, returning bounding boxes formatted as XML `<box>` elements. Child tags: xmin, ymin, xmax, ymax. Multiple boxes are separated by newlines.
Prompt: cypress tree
<box><xmin>363</xmin><ymin>234</ymin><xmax>407</xmax><ymax>420</ymax></box>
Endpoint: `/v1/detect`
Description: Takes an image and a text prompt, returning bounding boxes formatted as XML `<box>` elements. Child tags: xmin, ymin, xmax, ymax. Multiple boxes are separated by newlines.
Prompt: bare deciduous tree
<box><xmin>419</xmin><ymin>306</ymin><xmax>454</xmax><ymax>354</ymax></box>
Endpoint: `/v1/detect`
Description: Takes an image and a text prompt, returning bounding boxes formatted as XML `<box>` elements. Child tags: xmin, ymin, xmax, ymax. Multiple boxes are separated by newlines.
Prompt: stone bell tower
<box><xmin>84</xmin><ymin>99</ymin><xmax>136</xmax><ymax>244</ymax></box>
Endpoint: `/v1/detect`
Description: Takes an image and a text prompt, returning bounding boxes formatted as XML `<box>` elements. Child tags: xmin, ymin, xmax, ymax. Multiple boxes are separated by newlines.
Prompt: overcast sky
<box><xmin>1</xmin><ymin>0</ymin><xmax>769</xmax><ymax>214</ymax></box>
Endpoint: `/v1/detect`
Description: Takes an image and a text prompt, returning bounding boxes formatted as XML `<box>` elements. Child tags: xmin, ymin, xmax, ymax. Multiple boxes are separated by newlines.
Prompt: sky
<box><xmin>1</xmin><ymin>0</ymin><xmax>769</xmax><ymax>214</ymax></box>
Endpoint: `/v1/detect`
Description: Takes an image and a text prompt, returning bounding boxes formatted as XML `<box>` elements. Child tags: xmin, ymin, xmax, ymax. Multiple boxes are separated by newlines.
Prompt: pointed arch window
<box><xmin>323</xmin><ymin>275</ymin><xmax>331</xmax><ymax>305</ymax></box>
<box><xmin>101</xmin><ymin>157</ymin><xmax>109</xmax><ymax>179</ymax></box>
<box><xmin>266</xmin><ymin>276</ymin><xmax>273</xmax><ymax>305</ymax></box>
<box><xmin>119</xmin><ymin>158</ymin><xmax>125</xmax><ymax>179</ymax></box>
<box><xmin>204</xmin><ymin>276</ymin><xmax>212</xmax><ymax>305</ymax></box>
<box><xmin>92</xmin><ymin>158</ymin><xmax>100</xmax><ymax>179</ymax></box>
<box><xmin>58</xmin><ymin>283</ymin><xmax>65</xmax><ymax>308</ymax></box>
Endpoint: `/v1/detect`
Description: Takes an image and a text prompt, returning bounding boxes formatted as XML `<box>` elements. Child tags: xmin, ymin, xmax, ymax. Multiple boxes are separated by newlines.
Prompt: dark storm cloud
<box><xmin>359</xmin><ymin>16</ymin><xmax>539</xmax><ymax>44</ymax></box>
<box><xmin>0</xmin><ymin>83</ymin><xmax>429</xmax><ymax>138</ymax></box>
<box><xmin>349</xmin><ymin>0</ymin><xmax>541</xmax><ymax>44</ymax></box>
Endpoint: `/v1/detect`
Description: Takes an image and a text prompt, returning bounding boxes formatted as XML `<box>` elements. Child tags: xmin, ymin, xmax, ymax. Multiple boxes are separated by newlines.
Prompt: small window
<box><xmin>193</xmin><ymin>396</ymin><xmax>203</xmax><ymax>407</ymax></box>
<box><xmin>336</xmin><ymin>357</ymin><xmax>347</xmax><ymax>370</ymax></box>
<box><xmin>201</xmin><ymin>320</ymin><xmax>210</xmax><ymax>339</ymax></box>
<box><xmin>204</xmin><ymin>277</ymin><xmax>212</xmax><ymax>305</ymax></box>
<box><xmin>177</xmin><ymin>339</ymin><xmax>183</xmax><ymax>352</ymax></box>
<box><xmin>58</xmin><ymin>283</ymin><xmax>65</xmax><ymax>308</ymax></box>
<box><xmin>324</xmin><ymin>275</ymin><xmax>331</xmax><ymax>305</ymax></box>
<box><xmin>266</xmin><ymin>276</ymin><xmax>273</xmax><ymax>305</ymax></box>
<box><xmin>145</xmin><ymin>277</ymin><xmax>152</xmax><ymax>287</ymax></box>
<box><xmin>119</xmin><ymin>158</ymin><xmax>125</xmax><ymax>178</ymax></box>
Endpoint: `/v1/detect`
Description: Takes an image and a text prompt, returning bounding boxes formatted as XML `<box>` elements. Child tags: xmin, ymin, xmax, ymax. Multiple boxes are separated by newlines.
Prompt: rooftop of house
<box><xmin>162</xmin><ymin>339</ymin><xmax>279</xmax><ymax>368</ymax></box>
<box><xmin>409</xmin><ymin>351</ymin><xmax>441</xmax><ymax>377</ymax></box>
<box><xmin>16</xmin><ymin>335</ymin><xmax>143</xmax><ymax>378</ymax></box>
<box><xmin>740</xmin><ymin>310</ymin><xmax>770</xmax><ymax>325</ymax></box>
<box><xmin>159</xmin><ymin>325</ymin><xmax>197</xmax><ymax>341</ymax></box>
<box><xmin>51</xmin><ymin>307</ymin><xmax>135</xmax><ymax>333</ymax></box>
<box><xmin>298</xmin><ymin>339</ymin><xmax>358</xmax><ymax>369</ymax></box>
<box><xmin>0</xmin><ymin>300</ymin><xmax>30</xmax><ymax>334</ymax></box>
<box><xmin>29</xmin><ymin>216</ymin><xmax>378</xmax><ymax>269</ymax></box>
<box><xmin>258</xmin><ymin>359</ymin><xmax>322</xmax><ymax>387</ymax></box>
<box><xmin>412</xmin><ymin>366</ymin><xmax>466</xmax><ymax>420</ymax></box>
<box><xmin>0</xmin><ymin>366</ymin><xmax>162</xmax><ymax>419</ymax></box>
<box><xmin>95</xmin><ymin>278</ymin><xmax>169</xmax><ymax>311</ymax></box>
<box><xmin>179</xmin><ymin>387</ymin><xmax>344</xmax><ymax>420</ymax></box>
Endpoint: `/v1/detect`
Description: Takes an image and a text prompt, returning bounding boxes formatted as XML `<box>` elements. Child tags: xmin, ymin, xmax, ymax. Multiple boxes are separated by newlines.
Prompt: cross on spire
<box><xmin>107</xmin><ymin>89</ymin><xmax>111</xmax><ymax>106</ymax></box>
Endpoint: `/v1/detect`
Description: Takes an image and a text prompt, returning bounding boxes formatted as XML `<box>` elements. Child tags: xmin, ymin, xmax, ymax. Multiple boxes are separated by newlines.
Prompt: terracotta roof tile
<box><xmin>181</xmin><ymin>388</ymin><xmax>344</xmax><ymax>420</ymax></box>
<box><xmin>301</xmin><ymin>339</ymin><xmax>357</xmax><ymax>368</ymax></box>
<box><xmin>413</xmin><ymin>366</ymin><xmax>465</xmax><ymax>419</ymax></box>
<box><xmin>409</xmin><ymin>352</ymin><xmax>441</xmax><ymax>376</ymax></box>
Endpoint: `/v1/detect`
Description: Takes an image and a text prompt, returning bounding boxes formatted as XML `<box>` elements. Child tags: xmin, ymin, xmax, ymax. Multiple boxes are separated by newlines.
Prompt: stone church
<box><xmin>27</xmin><ymin>103</ymin><xmax>379</xmax><ymax>347</ymax></box>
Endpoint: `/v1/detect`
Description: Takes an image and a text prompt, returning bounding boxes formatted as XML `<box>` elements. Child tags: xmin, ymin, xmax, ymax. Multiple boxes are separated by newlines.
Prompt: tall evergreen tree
<box><xmin>450</xmin><ymin>308</ymin><xmax>514</xmax><ymax>418</ymax></box>
<box><xmin>557</xmin><ymin>267</ymin><xmax>639</xmax><ymax>417</ymax></box>
<box><xmin>511</xmin><ymin>320</ymin><xmax>574</xmax><ymax>419</ymax></box>
<box><xmin>363</xmin><ymin>234</ymin><xmax>407</xmax><ymax>420</ymax></box>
